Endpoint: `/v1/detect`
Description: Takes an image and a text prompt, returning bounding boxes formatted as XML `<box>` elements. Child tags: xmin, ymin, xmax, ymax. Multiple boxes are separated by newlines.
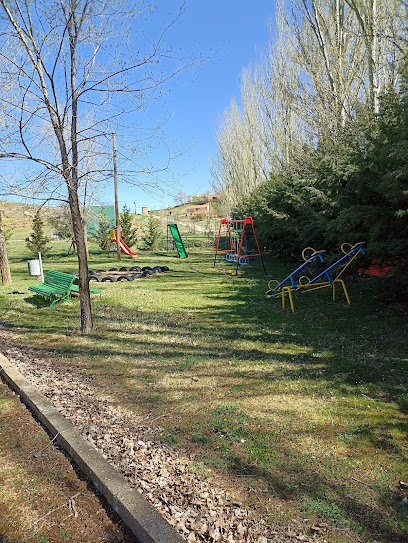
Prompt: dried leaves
<box><xmin>3</xmin><ymin>342</ymin><xmax>314</xmax><ymax>542</ymax></box>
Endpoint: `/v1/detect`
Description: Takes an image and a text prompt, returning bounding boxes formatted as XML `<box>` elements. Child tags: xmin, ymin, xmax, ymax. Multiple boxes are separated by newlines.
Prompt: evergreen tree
<box><xmin>143</xmin><ymin>215</ymin><xmax>161</xmax><ymax>250</ymax></box>
<box><xmin>317</xmin><ymin>54</ymin><xmax>408</xmax><ymax>261</ymax></box>
<box><xmin>49</xmin><ymin>205</ymin><xmax>76</xmax><ymax>253</ymax></box>
<box><xmin>91</xmin><ymin>209</ymin><xmax>112</xmax><ymax>251</ymax></box>
<box><xmin>120</xmin><ymin>204</ymin><xmax>138</xmax><ymax>247</ymax></box>
<box><xmin>235</xmin><ymin>54</ymin><xmax>408</xmax><ymax>265</ymax></box>
<box><xmin>5</xmin><ymin>227</ymin><xmax>14</xmax><ymax>243</ymax></box>
<box><xmin>235</xmin><ymin>165</ymin><xmax>329</xmax><ymax>257</ymax></box>
<box><xmin>25</xmin><ymin>211</ymin><xmax>51</xmax><ymax>255</ymax></box>
<box><xmin>49</xmin><ymin>205</ymin><xmax>74</xmax><ymax>241</ymax></box>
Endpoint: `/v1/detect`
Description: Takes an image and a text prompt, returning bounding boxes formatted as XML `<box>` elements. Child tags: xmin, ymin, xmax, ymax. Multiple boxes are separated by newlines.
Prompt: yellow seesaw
<box><xmin>266</xmin><ymin>243</ymin><xmax>365</xmax><ymax>312</ymax></box>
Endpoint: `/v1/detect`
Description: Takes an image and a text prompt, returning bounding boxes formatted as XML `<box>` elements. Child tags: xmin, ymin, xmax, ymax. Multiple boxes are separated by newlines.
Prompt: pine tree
<box><xmin>5</xmin><ymin>227</ymin><xmax>14</xmax><ymax>243</ymax></box>
<box><xmin>143</xmin><ymin>215</ymin><xmax>161</xmax><ymax>250</ymax></box>
<box><xmin>92</xmin><ymin>209</ymin><xmax>112</xmax><ymax>251</ymax></box>
<box><xmin>25</xmin><ymin>211</ymin><xmax>51</xmax><ymax>256</ymax></box>
<box><xmin>49</xmin><ymin>205</ymin><xmax>77</xmax><ymax>254</ymax></box>
<box><xmin>120</xmin><ymin>204</ymin><xmax>138</xmax><ymax>247</ymax></box>
<box><xmin>49</xmin><ymin>205</ymin><xmax>74</xmax><ymax>241</ymax></box>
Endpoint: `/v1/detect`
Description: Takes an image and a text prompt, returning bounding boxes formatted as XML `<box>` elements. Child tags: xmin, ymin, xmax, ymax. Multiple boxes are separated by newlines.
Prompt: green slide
<box><xmin>168</xmin><ymin>224</ymin><xmax>188</xmax><ymax>258</ymax></box>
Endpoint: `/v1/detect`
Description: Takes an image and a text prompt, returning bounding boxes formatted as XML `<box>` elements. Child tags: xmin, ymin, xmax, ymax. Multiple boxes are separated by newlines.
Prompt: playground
<box><xmin>0</xmin><ymin>227</ymin><xmax>407</xmax><ymax>543</ymax></box>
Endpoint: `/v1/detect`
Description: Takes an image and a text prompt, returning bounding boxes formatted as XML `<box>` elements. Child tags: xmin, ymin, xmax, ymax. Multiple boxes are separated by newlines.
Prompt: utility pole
<box><xmin>113</xmin><ymin>133</ymin><xmax>121</xmax><ymax>262</ymax></box>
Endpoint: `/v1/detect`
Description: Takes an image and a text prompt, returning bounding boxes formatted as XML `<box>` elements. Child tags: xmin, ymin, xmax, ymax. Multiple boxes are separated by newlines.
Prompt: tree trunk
<box><xmin>67</xmin><ymin>4</ymin><xmax>92</xmax><ymax>333</ymax></box>
<box><xmin>0</xmin><ymin>211</ymin><xmax>12</xmax><ymax>285</ymax></box>
<box><xmin>68</xmin><ymin>188</ymin><xmax>92</xmax><ymax>333</ymax></box>
<box><xmin>83</xmin><ymin>222</ymin><xmax>89</xmax><ymax>258</ymax></box>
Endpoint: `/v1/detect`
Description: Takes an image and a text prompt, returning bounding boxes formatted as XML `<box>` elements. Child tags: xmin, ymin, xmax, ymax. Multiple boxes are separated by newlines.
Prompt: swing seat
<box><xmin>214</xmin><ymin>217</ymin><xmax>266</xmax><ymax>275</ymax></box>
<box><xmin>226</xmin><ymin>253</ymin><xmax>238</xmax><ymax>262</ymax></box>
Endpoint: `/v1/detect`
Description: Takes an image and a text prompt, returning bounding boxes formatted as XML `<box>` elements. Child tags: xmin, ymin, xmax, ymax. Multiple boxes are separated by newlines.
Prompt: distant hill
<box><xmin>159</xmin><ymin>194</ymin><xmax>221</xmax><ymax>220</ymax></box>
<box><xmin>0</xmin><ymin>193</ymin><xmax>223</xmax><ymax>227</ymax></box>
<box><xmin>0</xmin><ymin>200</ymin><xmax>59</xmax><ymax>227</ymax></box>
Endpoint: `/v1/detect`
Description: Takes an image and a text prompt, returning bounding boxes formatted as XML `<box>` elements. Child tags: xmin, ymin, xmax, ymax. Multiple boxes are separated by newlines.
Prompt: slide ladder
<box><xmin>168</xmin><ymin>224</ymin><xmax>188</xmax><ymax>258</ymax></box>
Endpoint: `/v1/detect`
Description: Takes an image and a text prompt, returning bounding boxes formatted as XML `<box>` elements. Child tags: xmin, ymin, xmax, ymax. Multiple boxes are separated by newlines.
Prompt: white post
<box><xmin>38</xmin><ymin>252</ymin><xmax>44</xmax><ymax>283</ymax></box>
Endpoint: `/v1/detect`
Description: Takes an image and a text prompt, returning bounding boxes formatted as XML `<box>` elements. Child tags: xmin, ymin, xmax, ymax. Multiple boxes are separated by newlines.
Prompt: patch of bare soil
<box><xmin>0</xmin><ymin>380</ymin><xmax>138</xmax><ymax>543</ymax></box>
<box><xmin>0</xmin><ymin>327</ymin><xmax>318</xmax><ymax>543</ymax></box>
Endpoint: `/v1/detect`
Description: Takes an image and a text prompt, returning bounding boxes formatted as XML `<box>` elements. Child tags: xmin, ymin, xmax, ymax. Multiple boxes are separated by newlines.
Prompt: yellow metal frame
<box><xmin>301</xmin><ymin>246</ymin><xmax>326</xmax><ymax>261</ymax></box>
<box><xmin>281</xmin><ymin>279</ymin><xmax>350</xmax><ymax>313</ymax></box>
<box><xmin>267</xmin><ymin>242</ymin><xmax>365</xmax><ymax>312</ymax></box>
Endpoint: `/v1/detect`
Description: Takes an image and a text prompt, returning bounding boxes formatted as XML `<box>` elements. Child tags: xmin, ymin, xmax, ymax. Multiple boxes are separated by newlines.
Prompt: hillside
<box><xmin>0</xmin><ymin>200</ymin><xmax>59</xmax><ymax>228</ymax></box>
<box><xmin>0</xmin><ymin>195</ymin><xmax>223</xmax><ymax>233</ymax></box>
<box><xmin>159</xmin><ymin>194</ymin><xmax>222</xmax><ymax>221</ymax></box>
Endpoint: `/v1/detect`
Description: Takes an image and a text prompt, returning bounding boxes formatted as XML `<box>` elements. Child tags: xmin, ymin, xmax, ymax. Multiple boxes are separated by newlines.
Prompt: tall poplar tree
<box><xmin>212</xmin><ymin>0</ymin><xmax>407</xmax><ymax>214</ymax></box>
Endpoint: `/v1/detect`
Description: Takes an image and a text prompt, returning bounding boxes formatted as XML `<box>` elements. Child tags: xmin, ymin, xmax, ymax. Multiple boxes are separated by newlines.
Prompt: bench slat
<box><xmin>28</xmin><ymin>270</ymin><xmax>76</xmax><ymax>307</ymax></box>
<box><xmin>70</xmin><ymin>284</ymin><xmax>101</xmax><ymax>295</ymax></box>
<box><xmin>28</xmin><ymin>270</ymin><xmax>101</xmax><ymax>307</ymax></box>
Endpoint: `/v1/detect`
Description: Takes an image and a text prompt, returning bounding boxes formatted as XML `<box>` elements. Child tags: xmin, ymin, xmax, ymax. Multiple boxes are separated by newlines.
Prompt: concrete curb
<box><xmin>0</xmin><ymin>352</ymin><xmax>185</xmax><ymax>543</ymax></box>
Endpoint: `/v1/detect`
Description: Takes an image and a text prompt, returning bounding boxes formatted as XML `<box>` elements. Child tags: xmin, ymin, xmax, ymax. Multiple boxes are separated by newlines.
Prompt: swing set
<box><xmin>266</xmin><ymin>242</ymin><xmax>365</xmax><ymax>312</ymax></box>
<box><xmin>213</xmin><ymin>217</ymin><xmax>266</xmax><ymax>275</ymax></box>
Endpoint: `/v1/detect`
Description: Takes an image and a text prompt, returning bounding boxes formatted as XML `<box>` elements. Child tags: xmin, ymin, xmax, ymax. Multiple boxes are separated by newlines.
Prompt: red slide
<box><xmin>118</xmin><ymin>238</ymin><xmax>139</xmax><ymax>259</ymax></box>
<box><xmin>110</xmin><ymin>230</ymin><xmax>139</xmax><ymax>259</ymax></box>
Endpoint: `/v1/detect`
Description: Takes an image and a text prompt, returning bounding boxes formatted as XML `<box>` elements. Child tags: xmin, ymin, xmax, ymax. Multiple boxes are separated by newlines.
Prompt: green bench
<box><xmin>28</xmin><ymin>270</ymin><xmax>76</xmax><ymax>307</ymax></box>
<box><xmin>28</xmin><ymin>270</ymin><xmax>101</xmax><ymax>307</ymax></box>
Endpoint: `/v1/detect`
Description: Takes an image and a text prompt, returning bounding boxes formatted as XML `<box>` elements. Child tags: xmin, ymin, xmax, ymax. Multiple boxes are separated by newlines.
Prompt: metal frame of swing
<box><xmin>213</xmin><ymin>216</ymin><xmax>267</xmax><ymax>275</ymax></box>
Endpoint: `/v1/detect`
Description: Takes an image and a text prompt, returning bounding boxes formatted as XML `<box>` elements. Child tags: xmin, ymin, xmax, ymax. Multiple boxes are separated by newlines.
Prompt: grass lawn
<box><xmin>1</xmin><ymin>235</ymin><xmax>407</xmax><ymax>542</ymax></box>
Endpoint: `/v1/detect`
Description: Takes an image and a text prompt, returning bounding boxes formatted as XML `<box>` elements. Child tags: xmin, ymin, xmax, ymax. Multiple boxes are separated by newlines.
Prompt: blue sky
<box><xmin>116</xmin><ymin>0</ymin><xmax>276</xmax><ymax>212</ymax></box>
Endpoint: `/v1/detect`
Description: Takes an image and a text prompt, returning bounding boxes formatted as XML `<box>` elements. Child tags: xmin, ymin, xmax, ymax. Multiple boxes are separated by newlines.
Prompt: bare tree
<box><xmin>211</xmin><ymin>67</ymin><xmax>268</xmax><ymax>216</ymax></box>
<box><xmin>211</xmin><ymin>0</ymin><xmax>407</xmax><ymax>211</ymax></box>
<box><xmin>0</xmin><ymin>210</ymin><xmax>11</xmax><ymax>285</ymax></box>
<box><xmin>276</xmin><ymin>0</ymin><xmax>370</xmax><ymax>141</ymax></box>
<box><xmin>259</xmin><ymin>9</ymin><xmax>308</xmax><ymax>172</ymax></box>
<box><xmin>0</xmin><ymin>0</ymin><xmax>195</xmax><ymax>332</ymax></box>
<box><xmin>174</xmin><ymin>191</ymin><xmax>189</xmax><ymax>205</ymax></box>
<box><xmin>346</xmin><ymin>0</ymin><xmax>407</xmax><ymax>115</ymax></box>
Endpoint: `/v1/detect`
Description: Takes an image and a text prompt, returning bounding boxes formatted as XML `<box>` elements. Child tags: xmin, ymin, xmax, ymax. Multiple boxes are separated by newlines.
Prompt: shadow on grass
<box><xmin>219</xmin><ymin>444</ymin><xmax>406</xmax><ymax>541</ymax></box>
<box><xmin>23</xmin><ymin>295</ymin><xmax>57</xmax><ymax>308</ymax></box>
<box><xmin>1</xmin><ymin>265</ymin><xmax>407</xmax><ymax>542</ymax></box>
